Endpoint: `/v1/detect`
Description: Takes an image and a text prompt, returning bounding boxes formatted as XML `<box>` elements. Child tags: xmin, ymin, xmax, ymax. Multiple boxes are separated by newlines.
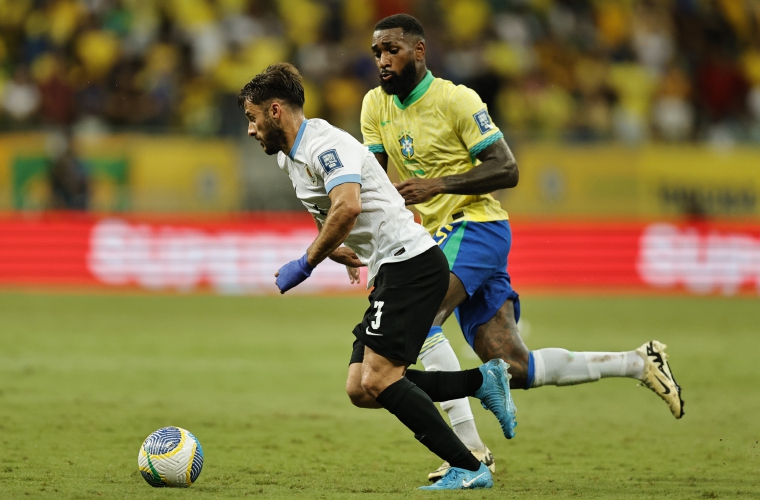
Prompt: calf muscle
<box><xmin>473</xmin><ymin>299</ymin><xmax>530</xmax><ymax>389</ymax></box>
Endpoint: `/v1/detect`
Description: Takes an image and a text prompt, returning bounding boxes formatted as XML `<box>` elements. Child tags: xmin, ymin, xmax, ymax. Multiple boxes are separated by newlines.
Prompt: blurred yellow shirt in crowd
<box><xmin>76</xmin><ymin>30</ymin><xmax>120</xmax><ymax>80</ymax></box>
<box><xmin>166</xmin><ymin>0</ymin><xmax>216</xmax><ymax>28</ymax></box>
<box><xmin>441</xmin><ymin>0</ymin><xmax>489</xmax><ymax>44</ymax></box>
<box><xmin>742</xmin><ymin>49</ymin><xmax>760</xmax><ymax>85</ymax></box>
<box><xmin>596</xmin><ymin>1</ymin><xmax>632</xmax><ymax>48</ymax></box>
<box><xmin>277</xmin><ymin>0</ymin><xmax>326</xmax><ymax>46</ymax></box>
<box><xmin>0</xmin><ymin>0</ymin><xmax>32</xmax><ymax>28</ymax></box>
<box><xmin>608</xmin><ymin>62</ymin><xmax>656</xmax><ymax>118</ymax></box>
<box><xmin>48</xmin><ymin>0</ymin><xmax>83</xmax><ymax>45</ymax></box>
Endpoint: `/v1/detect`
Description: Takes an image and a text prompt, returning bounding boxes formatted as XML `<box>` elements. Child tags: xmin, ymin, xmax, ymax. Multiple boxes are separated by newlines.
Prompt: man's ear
<box><xmin>269</xmin><ymin>101</ymin><xmax>281</xmax><ymax>119</ymax></box>
<box><xmin>415</xmin><ymin>39</ymin><xmax>426</xmax><ymax>61</ymax></box>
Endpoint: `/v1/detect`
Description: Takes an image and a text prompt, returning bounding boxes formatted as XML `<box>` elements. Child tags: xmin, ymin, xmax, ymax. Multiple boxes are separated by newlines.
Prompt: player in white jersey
<box><xmin>238</xmin><ymin>63</ymin><xmax>518</xmax><ymax>490</ymax></box>
<box><xmin>276</xmin><ymin>118</ymin><xmax>436</xmax><ymax>285</ymax></box>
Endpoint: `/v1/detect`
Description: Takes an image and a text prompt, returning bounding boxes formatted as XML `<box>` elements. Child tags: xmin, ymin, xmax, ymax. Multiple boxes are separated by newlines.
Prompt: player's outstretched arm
<box><xmin>275</xmin><ymin>183</ymin><xmax>362</xmax><ymax>293</ymax></box>
<box><xmin>394</xmin><ymin>138</ymin><xmax>518</xmax><ymax>205</ymax></box>
<box><xmin>306</xmin><ymin>182</ymin><xmax>362</xmax><ymax>267</ymax></box>
<box><xmin>313</xmin><ymin>215</ymin><xmax>364</xmax><ymax>269</ymax></box>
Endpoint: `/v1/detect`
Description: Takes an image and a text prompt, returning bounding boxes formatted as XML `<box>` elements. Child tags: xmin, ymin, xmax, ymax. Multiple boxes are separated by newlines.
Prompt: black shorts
<box><xmin>349</xmin><ymin>245</ymin><xmax>449</xmax><ymax>365</ymax></box>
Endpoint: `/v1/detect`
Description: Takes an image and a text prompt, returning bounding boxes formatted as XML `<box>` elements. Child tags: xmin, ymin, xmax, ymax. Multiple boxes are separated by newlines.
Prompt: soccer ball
<box><xmin>138</xmin><ymin>426</ymin><xmax>204</xmax><ymax>487</ymax></box>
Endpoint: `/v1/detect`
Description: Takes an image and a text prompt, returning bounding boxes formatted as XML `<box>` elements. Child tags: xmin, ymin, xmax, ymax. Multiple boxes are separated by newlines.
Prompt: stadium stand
<box><xmin>0</xmin><ymin>0</ymin><xmax>758</xmax><ymax>143</ymax></box>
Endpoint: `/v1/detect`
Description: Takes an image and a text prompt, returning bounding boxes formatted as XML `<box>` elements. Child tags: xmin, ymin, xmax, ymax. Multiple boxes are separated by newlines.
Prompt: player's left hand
<box><xmin>394</xmin><ymin>178</ymin><xmax>445</xmax><ymax>205</ymax></box>
<box><xmin>275</xmin><ymin>254</ymin><xmax>314</xmax><ymax>294</ymax></box>
<box><xmin>329</xmin><ymin>246</ymin><xmax>364</xmax><ymax>268</ymax></box>
<box><xmin>346</xmin><ymin>265</ymin><xmax>361</xmax><ymax>285</ymax></box>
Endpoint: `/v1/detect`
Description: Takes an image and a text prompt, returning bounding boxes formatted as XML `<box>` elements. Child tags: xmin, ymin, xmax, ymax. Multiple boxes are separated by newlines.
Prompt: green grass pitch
<box><xmin>0</xmin><ymin>291</ymin><xmax>758</xmax><ymax>499</ymax></box>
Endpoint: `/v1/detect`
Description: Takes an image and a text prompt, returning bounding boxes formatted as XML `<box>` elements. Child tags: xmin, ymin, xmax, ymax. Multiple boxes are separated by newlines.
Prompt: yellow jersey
<box><xmin>361</xmin><ymin>70</ymin><xmax>509</xmax><ymax>235</ymax></box>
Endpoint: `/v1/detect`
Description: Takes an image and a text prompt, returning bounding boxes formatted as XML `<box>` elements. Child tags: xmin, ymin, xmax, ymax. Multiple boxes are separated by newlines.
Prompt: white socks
<box><xmin>419</xmin><ymin>335</ymin><xmax>486</xmax><ymax>452</ymax></box>
<box><xmin>452</xmin><ymin>420</ymin><xmax>485</xmax><ymax>453</ymax></box>
<box><xmin>530</xmin><ymin>348</ymin><xmax>645</xmax><ymax>388</ymax></box>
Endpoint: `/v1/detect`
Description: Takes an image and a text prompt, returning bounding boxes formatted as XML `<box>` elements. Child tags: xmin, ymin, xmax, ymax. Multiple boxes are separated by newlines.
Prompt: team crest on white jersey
<box><xmin>318</xmin><ymin>149</ymin><xmax>343</xmax><ymax>173</ymax></box>
<box><xmin>473</xmin><ymin>109</ymin><xmax>493</xmax><ymax>135</ymax></box>
<box><xmin>399</xmin><ymin>134</ymin><xmax>415</xmax><ymax>159</ymax></box>
<box><xmin>304</xmin><ymin>164</ymin><xmax>318</xmax><ymax>185</ymax></box>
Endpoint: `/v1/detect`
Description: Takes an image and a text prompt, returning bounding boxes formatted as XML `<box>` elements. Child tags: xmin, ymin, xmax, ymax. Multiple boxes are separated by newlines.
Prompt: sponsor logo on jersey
<box><xmin>399</xmin><ymin>134</ymin><xmax>414</xmax><ymax>159</ymax></box>
<box><xmin>473</xmin><ymin>109</ymin><xmax>493</xmax><ymax>135</ymax></box>
<box><xmin>318</xmin><ymin>149</ymin><xmax>344</xmax><ymax>173</ymax></box>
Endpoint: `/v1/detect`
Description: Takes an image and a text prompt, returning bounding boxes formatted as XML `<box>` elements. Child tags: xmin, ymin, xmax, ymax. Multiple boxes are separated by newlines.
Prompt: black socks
<box><xmin>375</xmin><ymin>378</ymin><xmax>480</xmax><ymax>472</ymax></box>
<box><xmin>405</xmin><ymin>368</ymin><xmax>483</xmax><ymax>401</ymax></box>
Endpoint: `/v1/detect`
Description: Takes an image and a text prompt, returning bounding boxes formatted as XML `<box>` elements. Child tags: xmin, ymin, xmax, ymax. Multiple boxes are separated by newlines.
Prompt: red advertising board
<box><xmin>1</xmin><ymin>213</ymin><xmax>759</xmax><ymax>295</ymax></box>
<box><xmin>510</xmin><ymin>221</ymin><xmax>760</xmax><ymax>294</ymax></box>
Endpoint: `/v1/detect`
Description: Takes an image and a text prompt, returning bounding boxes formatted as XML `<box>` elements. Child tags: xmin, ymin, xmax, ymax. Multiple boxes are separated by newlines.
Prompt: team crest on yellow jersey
<box><xmin>398</xmin><ymin>134</ymin><xmax>414</xmax><ymax>159</ymax></box>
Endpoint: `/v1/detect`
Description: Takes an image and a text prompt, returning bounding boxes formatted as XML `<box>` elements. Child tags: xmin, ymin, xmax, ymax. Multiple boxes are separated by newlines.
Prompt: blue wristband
<box><xmin>299</xmin><ymin>254</ymin><xmax>315</xmax><ymax>274</ymax></box>
<box><xmin>275</xmin><ymin>253</ymin><xmax>315</xmax><ymax>293</ymax></box>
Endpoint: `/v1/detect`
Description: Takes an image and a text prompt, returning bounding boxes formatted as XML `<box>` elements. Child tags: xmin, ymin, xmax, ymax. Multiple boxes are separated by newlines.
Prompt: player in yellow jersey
<box><xmin>361</xmin><ymin>14</ymin><xmax>684</xmax><ymax>483</ymax></box>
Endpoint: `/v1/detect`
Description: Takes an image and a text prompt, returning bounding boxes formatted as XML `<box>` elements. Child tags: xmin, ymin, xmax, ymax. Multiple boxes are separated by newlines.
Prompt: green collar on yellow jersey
<box><xmin>393</xmin><ymin>70</ymin><xmax>434</xmax><ymax>110</ymax></box>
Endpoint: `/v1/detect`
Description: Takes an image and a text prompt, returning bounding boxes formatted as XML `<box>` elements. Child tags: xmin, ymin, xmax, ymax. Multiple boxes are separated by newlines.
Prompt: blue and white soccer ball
<box><xmin>138</xmin><ymin>426</ymin><xmax>204</xmax><ymax>487</ymax></box>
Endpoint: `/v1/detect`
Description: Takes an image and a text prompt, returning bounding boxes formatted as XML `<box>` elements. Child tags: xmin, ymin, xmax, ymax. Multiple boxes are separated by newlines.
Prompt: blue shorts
<box><xmin>433</xmin><ymin>220</ymin><xmax>520</xmax><ymax>348</ymax></box>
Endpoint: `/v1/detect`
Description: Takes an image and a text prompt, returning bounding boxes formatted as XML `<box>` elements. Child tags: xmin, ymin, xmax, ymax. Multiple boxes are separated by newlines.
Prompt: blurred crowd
<box><xmin>1</xmin><ymin>0</ymin><xmax>760</xmax><ymax>143</ymax></box>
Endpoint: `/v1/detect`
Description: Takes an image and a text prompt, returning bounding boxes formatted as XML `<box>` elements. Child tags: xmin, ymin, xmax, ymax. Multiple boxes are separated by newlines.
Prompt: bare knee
<box><xmin>346</xmin><ymin>364</ymin><xmax>381</xmax><ymax>408</ymax></box>
<box><xmin>346</xmin><ymin>384</ymin><xmax>376</xmax><ymax>408</ymax></box>
<box><xmin>355</xmin><ymin>348</ymin><xmax>407</xmax><ymax>405</ymax></box>
<box><xmin>346</xmin><ymin>386</ymin><xmax>378</xmax><ymax>408</ymax></box>
<box><xmin>360</xmin><ymin>371</ymin><xmax>386</xmax><ymax>400</ymax></box>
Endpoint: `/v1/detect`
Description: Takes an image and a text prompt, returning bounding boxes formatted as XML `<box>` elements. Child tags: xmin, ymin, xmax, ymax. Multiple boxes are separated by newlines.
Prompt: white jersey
<box><xmin>277</xmin><ymin>118</ymin><xmax>436</xmax><ymax>287</ymax></box>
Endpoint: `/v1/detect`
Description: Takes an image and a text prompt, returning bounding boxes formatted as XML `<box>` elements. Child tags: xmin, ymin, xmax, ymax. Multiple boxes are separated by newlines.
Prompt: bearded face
<box><xmin>379</xmin><ymin>56</ymin><xmax>418</xmax><ymax>96</ymax></box>
<box><xmin>244</xmin><ymin>100</ymin><xmax>289</xmax><ymax>155</ymax></box>
<box><xmin>258</xmin><ymin>111</ymin><xmax>289</xmax><ymax>155</ymax></box>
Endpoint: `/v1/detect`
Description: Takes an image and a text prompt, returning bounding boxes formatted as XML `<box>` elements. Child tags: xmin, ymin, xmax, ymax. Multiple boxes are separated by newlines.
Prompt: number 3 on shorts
<box><xmin>371</xmin><ymin>301</ymin><xmax>384</xmax><ymax>330</ymax></box>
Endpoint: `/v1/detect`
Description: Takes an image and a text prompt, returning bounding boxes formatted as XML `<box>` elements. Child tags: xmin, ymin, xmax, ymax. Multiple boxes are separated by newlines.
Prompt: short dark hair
<box><xmin>374</xmin><ymin>13</ymin><xmax>425</xmax><ymax>39</ymax></box>
<box><xmin>238</xmin><ymin>62</ymin><xmax>305</xmax><ymax>109</ymax></box>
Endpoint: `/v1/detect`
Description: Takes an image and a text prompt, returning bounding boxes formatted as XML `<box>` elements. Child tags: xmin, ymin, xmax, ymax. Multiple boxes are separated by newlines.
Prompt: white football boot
<box><xmin>636</xmin><ymin>340</ymin><xmax>684</xmax><ymax>419</ymax></box>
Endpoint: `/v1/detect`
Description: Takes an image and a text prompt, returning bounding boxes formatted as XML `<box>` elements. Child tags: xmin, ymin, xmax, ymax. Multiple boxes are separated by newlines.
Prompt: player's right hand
<box><xmin>275</xmin><ymin>254</ymin><xmax>314</xmax><ymax>293</ymax></box>
<box><xmin>394</xmin><ymin>177</ymin><xmax>444</xmax><ymax>205</ymax></box>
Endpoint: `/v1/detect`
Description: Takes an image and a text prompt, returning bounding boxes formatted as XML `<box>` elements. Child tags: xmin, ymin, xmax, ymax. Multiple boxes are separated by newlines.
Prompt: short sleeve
<box><xmin>308</xmin><ymin>129</ymin><xmax>363</xmax><ymax>194</ymax></box>
<box><xmin>449</xmin><ymin>85</ymin><xmax>504</xmax><ymax>162</ymax></box>
<box><xmin>360</xmin><ymin>91</ymin><xmax>385</xmax><ymax>154</ymax></box>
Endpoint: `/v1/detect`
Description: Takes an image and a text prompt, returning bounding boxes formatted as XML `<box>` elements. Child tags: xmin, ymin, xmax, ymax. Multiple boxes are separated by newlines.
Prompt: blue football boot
<box><xmin>474</xmin><ymin>359</ymin><xmax>517</xmax><ymax>439</ymax></box>
<box><xmin>418</xmin><ymin>462</ymin><xmax>493</xmax><ymax>490</ymax></box>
